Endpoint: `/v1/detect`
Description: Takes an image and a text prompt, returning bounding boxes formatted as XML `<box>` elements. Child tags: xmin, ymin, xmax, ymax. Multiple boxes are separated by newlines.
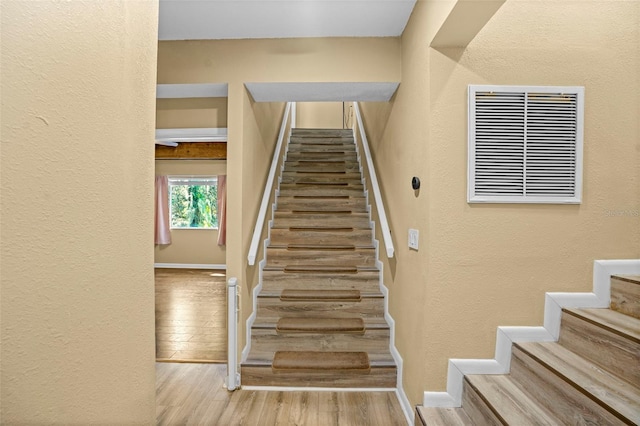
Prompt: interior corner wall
<box><xmin>154</xmin><ymin>160</ymin><xmax>227</xmax><ymax>265</ymax></box>
<box><xmin>361</xmin><ymin>0</ymin><xmax>640</xmax><ymax>407</ymax></box>
<box><xmin>296</xmin><ymin>102</ymin><xmax>345</xmax><ymax>129</ymax></box>
<box><xmin>156</xmin><ymin>97</ymin><xmax>228</xmax><ymax>129</ymax></box>
<box><xmin>1</xmin><ymin>1</ymin><xmax>158</xmax><ymax>423</ymax></box>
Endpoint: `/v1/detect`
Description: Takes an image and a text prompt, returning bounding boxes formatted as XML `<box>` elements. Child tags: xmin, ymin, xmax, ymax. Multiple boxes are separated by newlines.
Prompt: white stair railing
<box><xmin>247</xmin><ymin>102</ymin><xmax>293</xmax><ymax>265</ymax></box>
<box><xmin>353</xmin><ymin>102</ymin><xmax>395</xmax><ymax>258</ymax></box>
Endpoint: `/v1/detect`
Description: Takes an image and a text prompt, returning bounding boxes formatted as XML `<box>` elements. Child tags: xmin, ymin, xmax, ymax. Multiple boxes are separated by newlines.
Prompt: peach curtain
<box><xmin>154</xmin><ymin>176</ymin><xmax>171</xmax><ymax>245</ymax></box>
<box><xmin>217</xmin><ymin>175</ymin><xmax>227</xmax><ymax>246</ymax></box>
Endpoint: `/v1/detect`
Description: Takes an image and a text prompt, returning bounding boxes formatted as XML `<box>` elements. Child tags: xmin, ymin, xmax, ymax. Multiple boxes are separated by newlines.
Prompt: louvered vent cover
<box><xmin>468</xmin><ymin>85</ymin><xmax>584</xmax><ymax>203</ymax></box>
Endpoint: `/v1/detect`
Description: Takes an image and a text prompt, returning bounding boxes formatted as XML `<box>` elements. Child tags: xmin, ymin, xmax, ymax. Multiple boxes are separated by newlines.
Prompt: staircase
<box><xmin>417</xmin><ymin>274</ymin><xmax>640</xmax><ymax>425</ymax></box>
<box><xmin>241</xmin><ymin>128</ymin><xmax>397</xmax><ymax>388</ymax></box>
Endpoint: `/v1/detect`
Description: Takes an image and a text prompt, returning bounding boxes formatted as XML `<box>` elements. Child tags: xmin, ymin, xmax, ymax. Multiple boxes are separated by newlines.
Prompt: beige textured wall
<box><xmin>297</xmin><ymin>102</ymin><xmax>345</xmax><ymax>129</ymax></box>
<box><xmin>361</xmin><ymin>0</ymin><xmax>640</xmax><ymax>405</ymax></box>
<box><xmin>155</xmin><ymin>160</ymin><xmax>227</xmax><ymax>265</ymax></box>
<box><xmin>1</xmin><ymin>1</ymin><xmax>158</xmax><ymax>423</ymax></box>
<box><xmin>158</xmin><ymin>37</ymin><xmax>401</xmax><ymax>356</ymax></box>
<box><xmin>156</xmin><ymin>97</ymin><xmax>228</xmax><ymax>129</ymax></box>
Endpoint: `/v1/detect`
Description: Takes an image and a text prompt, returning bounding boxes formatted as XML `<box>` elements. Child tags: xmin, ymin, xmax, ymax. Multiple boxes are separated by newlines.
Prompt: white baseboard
<box><xmin>154</xmin><ymin>263</ymin><xmax>226</xmax><ymax>270</ymax></box>
<box><xmin>423</xmin><ymin>259</ymin><xmax>640</xmax><ymax>408</ymax></box>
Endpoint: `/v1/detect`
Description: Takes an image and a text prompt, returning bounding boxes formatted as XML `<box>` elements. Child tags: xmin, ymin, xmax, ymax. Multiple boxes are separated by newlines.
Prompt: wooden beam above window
<box><xmin>155</xmin><ymin>142</ymin><xmax>227</xmax><ymax>160</ymax></box>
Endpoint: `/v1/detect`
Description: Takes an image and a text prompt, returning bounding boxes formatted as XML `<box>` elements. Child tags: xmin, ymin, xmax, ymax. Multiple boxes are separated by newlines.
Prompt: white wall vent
<box><xmin>468</xmin><ymin>85</ymin><xmax>584</xmax><ymax>204</ymax></box>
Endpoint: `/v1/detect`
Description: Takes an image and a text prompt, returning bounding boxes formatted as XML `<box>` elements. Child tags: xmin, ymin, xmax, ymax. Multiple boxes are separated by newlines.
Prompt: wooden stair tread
<box><xmin>516</xmin><ymin>341</ymin><xmax>640</xmax><ymax>422</ymax></box>
<box><xmin>613</xmin><ymin>275</ymin><xmax>640</xmax><ymax>284</ymax></box>
<box><xmin>281</xmin><ymin>265</ymin><xmax>358</xmax><ymax>273</ymax></box>
<box><xmin>416</xmin><ymin>406</ymin><xmax>472</xmax><ymax>426</ymax></box>
<box><xmin>288</xmin><ymin>210</ymin><xmax>353</xmax><ymax>214</ymax></box>
<box><xmin>280</xmin><ymin>289</ymin><xmax>361</xmax><ymax>301</ymax></box>
<box><xmin>287</xmin><ymin>227</ymin><xmax>355</xmax><ymax>232</ymax></box>
<box><xmin>254</xmin><ymin>317</ymin><xmax>389</xmax><ymax>328</ymax></box>
<box><xmin>285</xmin><ymin>244</ymin><xmax>358</xmax><ymax>250</ymax></box>
<box><xmin>272</xmin><ymin>351</ymin><xmax>369</xmax><ymax>372</ymax></box>
<box><xmin>564</xmin><ymin>308</ymin><xmax>640</xmax><ymax>341</ymax></box>
<box><xmin>276</xmin><ymin>317</ymin><xmax>365</xmax><ymax>333</ymax></box>
<box><xmin>243</xmin><ymin>350</ymin><xmax>394</xmax><ymax>366</ymax></box>
<box><xmin>465</xmin><ymin>374</ymin><xmax>560</xmax><ymax>425</ymax></box>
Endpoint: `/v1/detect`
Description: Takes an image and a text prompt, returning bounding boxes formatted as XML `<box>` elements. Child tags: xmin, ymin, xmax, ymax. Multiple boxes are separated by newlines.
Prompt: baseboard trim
<box><xmin>423</xmin><ymin>258</ymin><xmax>640</xmax><ymax>408</ymax></box>
<box><xmin>154</xmin><ymin>263</ymin><xmax>226</xmax><ymax>270</ymax></box>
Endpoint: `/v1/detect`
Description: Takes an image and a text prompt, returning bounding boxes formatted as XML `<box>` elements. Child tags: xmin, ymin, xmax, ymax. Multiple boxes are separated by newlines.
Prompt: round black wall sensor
<box><xmin>412</xmin><ymin>177</ymin><xmax>420</xmax><ymax>190</ymax></box>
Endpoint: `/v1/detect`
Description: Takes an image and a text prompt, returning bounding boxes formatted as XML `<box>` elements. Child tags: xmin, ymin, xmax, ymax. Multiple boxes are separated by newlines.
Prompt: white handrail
<box><xmin>225</xmin><ymin>277</ymin><xmax>239</xmax><ymax>391</ymax></box>
<box><xmin>247</xmin><ymin>102</ymin><xmax>292</xmax><ymax>265</ymax></box>
<box><xmin>353</xmin><ymin>102</ymin><xmax>395</xmax><ymax>258</ymax></box>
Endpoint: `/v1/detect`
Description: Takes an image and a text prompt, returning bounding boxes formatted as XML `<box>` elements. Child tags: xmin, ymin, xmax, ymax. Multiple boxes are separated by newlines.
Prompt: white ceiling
<box><xmin>158</xmin><ymin>0</ymin><xmax>417</xmax><ymax>40</ymax></box>
<box><xmin>245</xmin><ymin>82</ymin><xmax>399</xmax><ymax>102</ymax></box>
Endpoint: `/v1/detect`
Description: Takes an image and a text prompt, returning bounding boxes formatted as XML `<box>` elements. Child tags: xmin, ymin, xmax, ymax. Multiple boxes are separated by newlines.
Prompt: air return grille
<box><xmin>468</xmin><ymin>85</ymin><xmax>584</xmax><ymax>203</ymax></box>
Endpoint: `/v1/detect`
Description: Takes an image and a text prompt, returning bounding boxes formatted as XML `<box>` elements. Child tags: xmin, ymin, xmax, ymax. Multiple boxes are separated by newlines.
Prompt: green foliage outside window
<box><xmin>170</xmin><ymin>181</ymin><xmax>218</xmax><ymax>229</ymax></box>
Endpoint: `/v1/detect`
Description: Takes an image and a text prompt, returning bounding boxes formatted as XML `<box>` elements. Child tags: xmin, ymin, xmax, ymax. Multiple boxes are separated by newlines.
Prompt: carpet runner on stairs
<box><xmin>241</xmin><ymin>128</ymin><xmax>396</xmax><ymax>388</ymax></box>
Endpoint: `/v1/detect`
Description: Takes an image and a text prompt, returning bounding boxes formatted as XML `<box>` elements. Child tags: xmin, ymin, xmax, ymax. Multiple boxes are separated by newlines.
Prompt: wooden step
<box><xmin>284</xmin><ymin>163</ymin><xmax>360</xmax><ymax>172</ymax></box>
<box><xmin>415</xmin><ymin>406</ymin><xmax>473</xmax><ymax>426</ymax></box>
<box><xmin>513</xmin><ymin>341</ymin><xmax>640</xmax><ymax>424</ymax></box>
<box><xmin>266</xmin><ymin>246</ymin><xmax>377</xmax><ymax>268</ymax></box>
<box><xmin>278</xmin><ymin>185</ymin><xmax>365</xmax><ymax>197</ymax></box>
<box><xmin>280</xmin><ymin>289</ymin><xmax>361</xmax><ymax>301</ymax></box>
<box><xmin>611</xmin><ymin>275</ymin><xmax>640</xmax><ymax>319</ymax></box>
<box><xmin>291</xmin><ymin>128</ymin><xmax>353</xmax><ymax>136</ymax></box>
<box><xmin>271</xmin><ymin>212</ymin><xmax>370</xmax><ymax>228</ymax></box>
<box><xmin>260</xmin><ymin>268</ymin><xmax>380</xmax><ymax>292</ymax></box>
<box><xmin>286</xmin><ymin>151</ymin><xmax>357</xmax><ymax>161</ymax></box>
<box><xmin>276</xmin><ymin>196</ymin><xmax>367</xmax><ymax>212</ymax></box>
<box><xmin>240</xmin><ymin>362</ymin><xmax>396</xmax><ymax>388</ymax></box>
<box><xmin>269</xmin><ymin>228</ymin><xmax>372</xmax><ymax>246</ymax></box>
<box><xmin>280</xmin><ymin>172</ymin><xmax>362</xmax><ymax>184</ymax></box>
<box><xmin>256</xmin><ymin>292</ymin><xmax>383</xmax><ymax>321</ymax></box>
<box><xmin>463</xmin><ymin>374</ymin><xmax>560</xmax><ymax>425</ymax></box>
<box><xmin>276</xmin><ymin>317</ymin><xmax>365</xmax><ymax>334</ymax></box>
<box><xmin>287</xmin><ymin>144</ymin><xmax>355</xmax><ymax>153</ymax></box>
<box><xmin>272</xmin><ymin>351</ymin><xmax>370</xmax><ymax>372</ymax></box>
<box><xmin>558</xmin><ymin>308</ymin><xmax>640</xmax><ymax>385</ymax></box>
<box><xmin>250</xmin><ymin>321</ymin><xmax>390</xmax><ymax>353</ymax></box>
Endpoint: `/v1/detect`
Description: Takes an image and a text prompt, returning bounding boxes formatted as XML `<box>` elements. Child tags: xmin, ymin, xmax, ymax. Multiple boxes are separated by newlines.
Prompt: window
<box><xmin>168</xmin><ymin>176</ymin><xmax>218</xmax><ymax>229</ymax></box>
<box><xmin>468</xmin><ymin>85</ymin><xmax>584</xmax><ymax>204</ymax></box>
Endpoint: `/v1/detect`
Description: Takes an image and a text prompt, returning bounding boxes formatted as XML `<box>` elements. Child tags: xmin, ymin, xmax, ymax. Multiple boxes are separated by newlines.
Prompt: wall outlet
<box><xmin>408</xmin><ymin>229</ymin><xmax>419</xmax><ymax>250</ymax></box>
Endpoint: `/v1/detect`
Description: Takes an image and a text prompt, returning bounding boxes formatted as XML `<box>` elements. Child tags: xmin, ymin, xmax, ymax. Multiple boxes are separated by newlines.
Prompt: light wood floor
<box><xmin>155</xmin><ymin>269</ymin><xmax>227</xmax><ymax>362</ymax></box>
<box><xmin>156</xmin><ymin>362</ymin><xmax>408</xmax><ymax>425</ymax></box>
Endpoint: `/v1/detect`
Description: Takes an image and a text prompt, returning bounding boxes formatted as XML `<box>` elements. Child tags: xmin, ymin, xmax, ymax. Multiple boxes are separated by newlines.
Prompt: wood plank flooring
<box><xmin>156</xmin><ymin>363</ymin><xmax>407</xmax><ymax>425</ymax></box>
<box><xmin>155</xmin><ymin>269</ymin><xmax>227</xmax><ymax>362</ymax></box>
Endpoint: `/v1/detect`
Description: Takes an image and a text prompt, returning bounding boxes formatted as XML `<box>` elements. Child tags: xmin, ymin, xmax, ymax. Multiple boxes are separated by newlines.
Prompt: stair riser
<box><xmin>256</xmin><ymin>297</ymin><xmax>385</xmax><ymax>321</ymax></box>
<box><xmin>266</xmin><ymin>248</ymin><xmax>377</xmax><ymax>267</ymax></box>
<box><xmin>261</xmin><ymin>271</ymin><xmax>380</xmax><ymax>292</ymax></box>
<box><xmin>284</xmin><ymin>164</ymin><xmax>360</xmax><ymax>173</ymax></box>
<box><xmin>461</xmin><ymin>380</ymin><xmax>502</xmax><ymax>425</ymax></box>
<box><xmin>278</xmin><ymin>187</ymin><xmax>365</xmax><ymax>197</ymax></box>
<box><xmin>240</xmin><ymin>365</ymin><xmax>396</xmax><ymax>388</ymax></box>
<box><xmin>288</xmin><ymin>145</ymin><xmax>356</xmax><ymax>153</ymax></box>
<box><xmin>280</xmin><ymin>175</ymin><xmax>363</xmax><ymax>184</ymax></box>
<box><xmin>272</xmin><ymin>216</ymin><xmax>371</xmax><ymax>228</ymax></box>
<box><xmin>251</xmin><ymin>329</ymin><xmax>390</xmax><ymax>353</ymax></box>
<box><xmin>276</xmin><ymin>198</ymin><xmax>367</xmax><ymax>212</ymax></box>
<box><xmin>558</xmin><ymin>311</ymin><xmax>640</xmax><ymax>386</ymax></box>
<box><xmin>286</xmin><ymin>152</ymin><xmax>358</xmax><ymax>161</ymax></box>
<box><xmin>269</xmin><ymin>229</ymin><xmax>372</xmax><ymax>246</ymax></box>
<box><xmin>509</xmin><ymin>346</ymin><xmax>622</xmax><ymax>424</ymax></box>
<box><xmin>610</xmin><ymin>276</ymin><xmax>640</xmax><ymax>319</ymax></box>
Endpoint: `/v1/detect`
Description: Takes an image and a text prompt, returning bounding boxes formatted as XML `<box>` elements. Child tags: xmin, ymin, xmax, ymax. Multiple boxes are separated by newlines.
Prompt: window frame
<box><xmin>168</xmin><ymin>175</ymin><xmax>219</xmax><ymax>230</ymax></box>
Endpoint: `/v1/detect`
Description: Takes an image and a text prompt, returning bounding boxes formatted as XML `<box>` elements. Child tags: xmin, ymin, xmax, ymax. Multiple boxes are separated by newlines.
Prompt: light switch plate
<box><xmin>408</xmin><ymin>229</ymin><xmax>419</xmax><ymax>250</ymax></box>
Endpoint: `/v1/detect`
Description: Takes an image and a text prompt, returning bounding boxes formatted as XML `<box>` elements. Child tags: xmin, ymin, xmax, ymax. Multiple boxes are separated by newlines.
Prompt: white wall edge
<box><xmin>154</xmin><ymin>263</ymin><xmax>226</xmax><ymax>270</ymax></box>
<box><xmin>241</xmin><ymin>385</ymin><xmax>396</xmax><ymax>392</ymax></box>
<box><xmin>423</xmin><ymin>259</ymin><xmax>640</xmax><ymax>408</ymax></box>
